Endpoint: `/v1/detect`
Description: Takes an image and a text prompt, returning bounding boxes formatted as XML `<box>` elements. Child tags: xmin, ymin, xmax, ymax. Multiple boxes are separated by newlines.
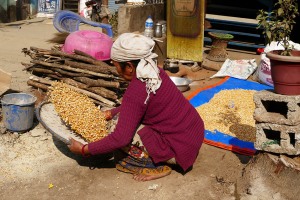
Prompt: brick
<box><xmin>254</xmin><ymin>90</ymin><xmax>300</xmax><ymax>125</ymax></box>
<box><xmin>255</xmin><ymin>123</ymin><xmax>300</xmax><ymax>155</ymax></box>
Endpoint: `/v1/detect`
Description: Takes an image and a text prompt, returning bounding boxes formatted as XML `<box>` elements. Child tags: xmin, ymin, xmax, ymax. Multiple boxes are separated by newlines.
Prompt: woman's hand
<box><xmin>67</xmin><ymin>138</ymin><xmax>84</xmax><ymax>155</ymax></box>
<box><xmin>103</xmin><ymin>110</ymin><xmax>112</xmax><ymax>121</ymax></box>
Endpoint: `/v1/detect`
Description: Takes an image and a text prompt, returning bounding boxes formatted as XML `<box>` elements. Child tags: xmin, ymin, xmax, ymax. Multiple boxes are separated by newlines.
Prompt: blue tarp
<box><xmin>189</xmin><ymin>77</ymin><xmax>273</xmax><ymax>155</ymax></box>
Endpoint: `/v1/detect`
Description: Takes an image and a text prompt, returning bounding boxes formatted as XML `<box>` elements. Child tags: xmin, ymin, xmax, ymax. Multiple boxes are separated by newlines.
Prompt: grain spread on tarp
<box><xmin>196</xmin><ymin>89</ymin><xmax>256</xmax><ymax>142</ymax></box>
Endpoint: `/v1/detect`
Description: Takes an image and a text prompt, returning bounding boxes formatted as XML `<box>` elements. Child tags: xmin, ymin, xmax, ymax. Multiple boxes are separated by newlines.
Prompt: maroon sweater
<box><xmin>88</xmin><ymin>68</ymin><xmax>204</xmax><ymax>171</ymax></box>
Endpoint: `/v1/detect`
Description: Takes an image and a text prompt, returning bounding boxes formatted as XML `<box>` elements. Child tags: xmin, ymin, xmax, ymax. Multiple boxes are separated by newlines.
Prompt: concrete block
<box><xmin>255</xmin><ymin>123</ymin><xmax>300</xmax><ymax>155</ymax></box>
<box><xmin>117</xmin><ymin>4</ymin><xmax>165</xmax><ymax>35</ymax></box>
<box><xmin>254</xmin><ymin>90</ymin><xmax>300</xmax><ymax>125</ymax></box>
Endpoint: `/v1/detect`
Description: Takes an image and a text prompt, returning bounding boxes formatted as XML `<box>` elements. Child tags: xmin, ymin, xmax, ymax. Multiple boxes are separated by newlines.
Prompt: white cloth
<box><xmin>111</xmin><ymin>33</ymin><xmax>161</xmax><ymax>104</ymax></box>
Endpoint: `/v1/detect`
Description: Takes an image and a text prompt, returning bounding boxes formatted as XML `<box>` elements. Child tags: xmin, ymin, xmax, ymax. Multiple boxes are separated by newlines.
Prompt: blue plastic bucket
<box><xmin>1</xmin><ymin>93</ymin><xmax>37</xmax><ymax>132</ymax></box>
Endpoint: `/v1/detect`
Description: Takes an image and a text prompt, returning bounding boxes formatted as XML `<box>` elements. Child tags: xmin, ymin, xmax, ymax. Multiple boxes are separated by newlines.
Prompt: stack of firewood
<box><xmin>21</xmin><ymin>46</ymin><xmax>127</xmax><ymax>108</ymax></box>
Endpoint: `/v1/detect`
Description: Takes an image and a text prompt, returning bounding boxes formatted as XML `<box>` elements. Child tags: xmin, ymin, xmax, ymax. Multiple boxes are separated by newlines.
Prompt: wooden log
<box><xmin>22</xmin><ymin>62</ymin><xmax>44</xmax><ymax>71</ymax></box>
<box><xmin>74</xmin><ymin>76</ymin><xmax>120</xmax><ymax>88</ymax></box>
<box><xmin>23</xmin><ymin>63</ymin><xmax>60</xmax><ymax>79</ymax></box>
<box><xmin>22</xmin><ymin>48</ymin><xmax>40</xmax><ymax>59</ymax></box>
<box><xmin>27</xmin><ymin>67</ymin><xmax>54</xmax><ymax>74</ymax></box>
<box><xmin>74</xmin><ymin>49</ymin><xmax>95</xmax><ymax>59</ymax></box>
<box><xmin>67</xmin><ymin>84</ymin><xmax>116</xmax><ymax>106</ymax></box>
<box><xmin>54</xmin><ymin>68</ymin><xmax>92</xmax><ymax>77</ymax></box>
<box><xmin>87</xmin><ymin>87</ymin><xmax>118</xmax><ymax>100</ymax></box>
<box><xmin>61</xmin><ymin>78</ymin><xmax>88</xmax><ymax>89</ymax></box>
<box><xmin>24</xmin><ymin>63</ymin><xmax>92</xmax><ymax>78</ymax></box>
<box><xmin>27</xmin><ymin>47</ymin><xmax>119</xmax><ymax>76</ymax></box>
<box><xmin>64</xmin><ymin>60</ymin><xmax>118</xmax><ymax>76</ymax></box>
<box><xmin>89</xmin><ymin>86</ymin><xmax>117</xmax><ymax>98</ymax></box>
<box><xmin>62</xmin><ymin>78</ymin><xmax>118</xmax><ymax>100</ymax></box>
<box><xmin>29</xmin><ymin>46</ymin><xmax>51</xmax><ymax>53</ymax></box>
<box><xmin>31</xmin><ymin>60</ymin><xmax>118</xmax><ymax>80</ymax></box>
<box><xmin>43</xmin><ymin>55</ymin><xmax>64</xmax><ymax>63</ymax></box>
<box><xmin>30</xmin><ymin>46</ymin><xmax>110</xmax><ymax>68</ymax></box>
<box><xmin>48</xmin><ymin>74</ymin><xmax>62</xmax><ymax>80</ymax></box>
<box><xmin>29</xmin><ymin>76</ymin><xmax>52</xmax><ymax>85</ymax></box>
<box><xmin>27</xmin><ymin>79</ymin><xmax>49</xmax><ymax>91</ymax></box>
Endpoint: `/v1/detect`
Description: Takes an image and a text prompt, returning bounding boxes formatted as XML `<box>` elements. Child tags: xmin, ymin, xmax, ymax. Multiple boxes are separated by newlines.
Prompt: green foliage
<box><xmin>261</xmin><ymin>140</ymin><xmax>279</xmax><ymax>149</ymax></box>
<box><xmin>108</xmin><ymin>10</ymin><xmax>119</xmax><ymax>38</ymax></box>
<box><xmin>210</xmin><ymin>32</ymin><xmax>234</xmax><ymax>40</ymax></box>
<box><xmin>257</xmin><ymin>0</ymin><xmax>299</xmax><ymax>56</ymax></box>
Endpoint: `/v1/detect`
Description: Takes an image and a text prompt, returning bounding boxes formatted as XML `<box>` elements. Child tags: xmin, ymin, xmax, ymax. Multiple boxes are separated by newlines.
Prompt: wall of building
<box><xmin>117</xmin><ymin>4</ymin><xmax>165</xmax><ymax>35</ymax></box>
<box><xmin>0</xmin><ymin>0</ymin><xmax>38</xmax><ymax>23</ymax></box>
<box><xmin>0</xmin><ymin>0</ymin><xmax>17</xmax><ymax>23</ymax></box>
<box><xmin>108</xmin><ymin>0</ymin><xmax>122</xmax><ymax>13</ymax></box>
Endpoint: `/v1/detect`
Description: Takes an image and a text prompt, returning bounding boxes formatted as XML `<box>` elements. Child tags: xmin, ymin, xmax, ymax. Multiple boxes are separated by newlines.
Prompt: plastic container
<box><xmin>144</xmin><ymin>15</ymin><xmax>154</xmax><ymax>38</ymax></box>
<box><xmin>62</xmin><ymin>30</ymin><xmax>113</xmax><ymax>61</ymax></box>
<box><xmin>1</xmin><ymin>93</ymin><xmax>37</xmax><ymax>132</ymax></box>
<box><xmin>79</xmin><ymin>0</ymin><xmax>87</xmax><ymax>17</ymax></box>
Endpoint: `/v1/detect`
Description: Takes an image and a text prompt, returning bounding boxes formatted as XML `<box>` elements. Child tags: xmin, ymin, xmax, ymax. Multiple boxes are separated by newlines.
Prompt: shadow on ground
<box><xmin>52</xmin><ymin>135</ymin><xmax>115</xmax><ymax>169</ymax></box>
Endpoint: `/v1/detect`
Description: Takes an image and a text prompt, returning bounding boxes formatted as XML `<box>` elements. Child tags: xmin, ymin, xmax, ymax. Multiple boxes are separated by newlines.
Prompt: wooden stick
<box><xmin>74</xmin><ymin>49</ymin><xmax>95</xmax><ymax>59</ymax></box>
<box><xmin>31</xmin><ymin>60</ymin><xmax>118</xmax><ymax>79</ymax></box>
<box><xmin>61</xmin><ymin>78</ymin><xmax>88</xmax><ymax>89</ymax></box>
<box><xmin>30</xmin><ymin>46</ymin><xmax>110</xmax><ymax>67</ymax></box>
<box><xmin>61</xmin><ymin>78</ymin><xmax>118</xmax><ymax>100</ymax></box>
<box><xmin>86</xmin><ymin>87</ymin><xmax>118</xmax><ymax>100</ymax></box>
<box><xmin>29</xmin><ymin>46</ymin><xmax>51</xmax><ymax>53</ymax></box>
<box><xmin>27</xmin><ymin>67</ymin><xmax>54</xmax><ymax>74</ymax></box>
<box><xmin>64</xmin><ymin>60</ymin><xmax>118</xmax><ymax>76</ymax></box>
<box><xmin>24</xmin><ymin>64</ymin><xmax>92</xmax><ymax>77</ymax></box>
<box><xmin>74</xmin><ymin>76</ymin><xmax>120</xmax><ymax>88</ymax></box>
<box><xmin>88</xmin><ymin>87</ymin><xmax>117</xmax><ymax>98</ymax></box>
<box><xmin>27</xmin><ymin>47</ymin><xmax>119</xmax><ymax>76</ymax></box>
<box><xmin>29</xmin><ymin>76</ymin><xmax>52</xmax><ymax>85</ymax></box>
<box><xmin>67</xmin><ymin>84</ymin><xmax>116</xmax><ymax>106</ymax></box>
<box><xmin>27</xmin><ymin>80</ymin><xmax>49</xmax><ymax>91</ymax></box>
<box><xmin>48</xmin><ymin>74</ymin><xmax>62</xmax><ymax>80</ymax></box>
<box><xmin>54</xmin><ymin>68</ymin><xmax>93</xmax><ymax>77</ymax></box>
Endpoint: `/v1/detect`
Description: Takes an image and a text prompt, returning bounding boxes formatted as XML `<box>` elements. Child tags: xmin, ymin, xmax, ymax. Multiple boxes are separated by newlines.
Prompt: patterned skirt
<box><xmin>114</xmin><ymin>142</ymin><xmax>172</xmax><ymax>175</ymax></box>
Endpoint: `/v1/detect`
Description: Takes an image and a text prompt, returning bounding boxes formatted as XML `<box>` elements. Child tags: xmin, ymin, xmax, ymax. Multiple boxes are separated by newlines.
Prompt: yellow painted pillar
<box><xmin>167</xmin><ymin>0</ymin><xmax>205</xmax><ymax>62</ymax></box>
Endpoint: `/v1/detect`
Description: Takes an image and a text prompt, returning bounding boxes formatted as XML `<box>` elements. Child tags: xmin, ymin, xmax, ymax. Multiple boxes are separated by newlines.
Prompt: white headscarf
<box><xmin>111</xmin><ymin>33</ymin><xmax>161</xmax><ymax>104</ymax></box>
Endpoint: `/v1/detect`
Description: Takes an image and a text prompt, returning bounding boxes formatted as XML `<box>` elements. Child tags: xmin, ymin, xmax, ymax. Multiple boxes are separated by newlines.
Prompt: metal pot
<box><xmin>163</xmin><ymin>60</ymin><xmax>179</xmax><ymax>73</ymax></box>
<box><xmin>158</xmin><ymin>20</ymin><xmax>166</xmax><ymax>35</ymax></box>
<box><xmin>169</xmin><ymin>76</ymin><xmax>192</xmax><ymax>92</ymax></box>
<box><xmin>154</xmin><ymin>22</ymin><xmax>162</xmax><ymax>38</ymax></box>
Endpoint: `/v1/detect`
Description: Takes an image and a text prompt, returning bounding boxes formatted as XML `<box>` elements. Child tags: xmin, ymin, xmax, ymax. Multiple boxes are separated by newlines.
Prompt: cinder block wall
<box><xmin>254</xmin><ymin>90</ymin><xmax>300</xmax><ymax>155</ymax></box>
<box><xmin>117</xmin><ymin>4</ymin><xmax>166</xmax><ymax>35</ymax></box>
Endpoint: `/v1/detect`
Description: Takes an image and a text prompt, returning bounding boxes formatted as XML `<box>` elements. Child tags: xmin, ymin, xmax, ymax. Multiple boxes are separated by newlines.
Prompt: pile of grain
<box><xmin>49</xmin><ymin>82</ymin><xmax>108</xmax><ymax>142</ymax></box>
<box><xmin>196</xmin><ymin>89</ymin><xmax>256</xmax><ymax>142</ymax></box>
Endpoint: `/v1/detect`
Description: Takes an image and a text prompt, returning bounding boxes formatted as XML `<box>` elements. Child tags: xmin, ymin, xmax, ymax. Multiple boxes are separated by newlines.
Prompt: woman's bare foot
<box><xmin>132</xmin><ymin>166</ymin><xmax>172</xmax><ymax>181</ymax></box>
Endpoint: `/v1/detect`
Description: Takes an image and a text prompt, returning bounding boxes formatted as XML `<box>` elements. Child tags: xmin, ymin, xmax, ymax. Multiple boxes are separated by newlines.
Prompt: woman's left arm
<box><xmin>67</xmin><ymin>138</ymin><xmax>90</xmax><ymax>156</ymax></box>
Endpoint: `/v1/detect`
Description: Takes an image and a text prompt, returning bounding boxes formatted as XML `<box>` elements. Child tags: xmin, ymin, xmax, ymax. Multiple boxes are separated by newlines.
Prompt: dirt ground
<box><xmin>0</xmin><ymin>18</ymin><xmax>298</xmax><ymax>200</ymax></box>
